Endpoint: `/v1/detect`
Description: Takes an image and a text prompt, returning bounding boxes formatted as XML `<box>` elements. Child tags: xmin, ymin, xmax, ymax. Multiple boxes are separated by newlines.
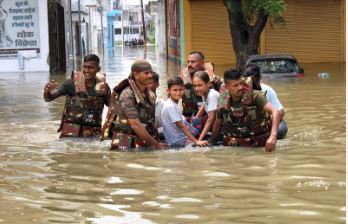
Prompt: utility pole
<box><xmin>100</xmin><ymin>7</ymin><xmax>104</xmax><ymax>57</ymax></box>
<box><xmin>67</xmin><ymin>0</ymin><xmax>74</xmax><ymax>71</ymax></box>
<box><xmin>97</xmin><ymin>6</ymin><xmax>105</xmax><ymax>56</ymax></box>
<box><xmin>88</xmin><ymin>6</ymin><xmax>92</xmax><ymax>53</ymax></box>
<box><xmin>121</xmin><ymin>0</ymin><xmax>124</xmax><ymax>46</ymax></box>
<box><xmin>78</xmin><ymin>0</ymin><xmax>82</xmax><ymax>59</ymax></box>
<box><xmin>140</xmin><ymin>0</ymin><xmax>147</xmax><ymax>49</ymax></box>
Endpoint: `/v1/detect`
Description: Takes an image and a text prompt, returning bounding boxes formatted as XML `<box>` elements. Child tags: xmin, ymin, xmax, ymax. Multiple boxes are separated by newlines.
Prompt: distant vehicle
<box><xmin>245</xmin><ymin>54</ymin><xmax>304</xmax><ymax>78</ymax></box>
<box><xmin>124</xmin><ymin>38</ymin><xmax>144</xmax><ymax>46</ymax></box>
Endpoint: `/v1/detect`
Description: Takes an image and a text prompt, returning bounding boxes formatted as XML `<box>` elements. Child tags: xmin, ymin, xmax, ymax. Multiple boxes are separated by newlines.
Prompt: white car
<box><xmin>245</xmin><ymin>54</ymin><xmax>304</xmax><ymax>78</ymax></box>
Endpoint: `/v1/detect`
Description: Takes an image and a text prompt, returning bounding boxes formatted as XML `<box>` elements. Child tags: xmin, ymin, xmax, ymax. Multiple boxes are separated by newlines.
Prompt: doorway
<box><xmin>48</xmin><ymin>2</ymin><xmax>66</xmax><ymax>72</ymax></box>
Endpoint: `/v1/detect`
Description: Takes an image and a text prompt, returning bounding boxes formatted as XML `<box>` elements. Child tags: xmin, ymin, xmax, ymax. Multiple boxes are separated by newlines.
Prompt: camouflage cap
<box><xmin>131</xmin><ymin>60</ymin><xmax>152</xmax><ymax>73</ymax></box>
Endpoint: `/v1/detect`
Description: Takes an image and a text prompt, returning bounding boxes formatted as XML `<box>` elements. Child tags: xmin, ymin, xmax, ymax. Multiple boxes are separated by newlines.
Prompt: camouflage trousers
<box><xmin>59</xmin><ymin>122</ymin><xmax>101</xmax><ymax>138</ymax></box>
<box><xmin>111</xmin><ymin>131</ymin><xmax>146</xmax><ymax>150</ymax></box>
<box><xmin>223</xmin><ymin>132</ymin><xmax>269</xmax><ymax>147</ymax></box>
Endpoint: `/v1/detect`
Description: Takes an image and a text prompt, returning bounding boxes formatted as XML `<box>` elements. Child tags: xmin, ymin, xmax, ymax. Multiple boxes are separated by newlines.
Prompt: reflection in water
<box><xmin>0</xmin><ymin>46</ymin><xmax>345</xmax><ymax>223</ymax></box>
<box><xmin>87</xmin><ymin>204</ymin><xmax>155</xmax><ymax>224</ymax></box>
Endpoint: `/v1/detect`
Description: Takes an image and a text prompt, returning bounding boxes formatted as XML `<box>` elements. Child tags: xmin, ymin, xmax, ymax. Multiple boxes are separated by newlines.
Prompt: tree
<box><xmin>223</xmin><ymin>0</ymin><xmax>286</xmax><ymax>71</ymax></box>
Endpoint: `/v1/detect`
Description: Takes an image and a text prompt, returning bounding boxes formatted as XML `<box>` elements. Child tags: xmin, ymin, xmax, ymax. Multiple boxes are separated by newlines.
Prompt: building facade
<box><xmin>113</xmin><ymin>3</ymin><xmax>144</xmax><ymax>44</ymax></box>
<box><xmin>170</xmin><ymin>0</ymin><xmax>346</xmax><ymax>65</ymax></box>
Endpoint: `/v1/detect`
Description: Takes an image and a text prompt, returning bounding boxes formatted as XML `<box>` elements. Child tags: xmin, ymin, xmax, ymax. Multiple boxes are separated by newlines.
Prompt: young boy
<box><xmin>147</xmin><ymin>71</ymin><xmax>165</xmax><ymax>134</ymax></box>
<box><xmin>161</xmin><ymin>77</ymin><xmax>208</xmax><ymax>147</ymax></box>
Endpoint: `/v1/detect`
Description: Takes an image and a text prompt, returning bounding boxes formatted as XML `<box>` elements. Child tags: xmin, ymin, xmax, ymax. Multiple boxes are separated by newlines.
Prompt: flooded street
<box><xmin>0</xmin><ymin>46</ymin><xmax>345</xmax><ymax>223</ymax></box>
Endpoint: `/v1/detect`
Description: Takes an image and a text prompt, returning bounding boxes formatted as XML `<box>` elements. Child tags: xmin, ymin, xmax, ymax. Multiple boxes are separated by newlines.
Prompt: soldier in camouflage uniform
<box><xmin>43</xmin><ymin>54</ymin><xmax>111</xmax><ymax>138</ymax></box>
<box><xmin>210</xmin><ymin>69</ymin><xmax>280</xmax><ymax>152</ymax></box>
<box><xmin>181</xmin><ymin>51</ymin><xmax>223</xmax><ymax>117</ymax></box>
<box><xmin>101</xmin><ymin>60</ymin><xmax>166</xmax><ymax>150</ymax></box>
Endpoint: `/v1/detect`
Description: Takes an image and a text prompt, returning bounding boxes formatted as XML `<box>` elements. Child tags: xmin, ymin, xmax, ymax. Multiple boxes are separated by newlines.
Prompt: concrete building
<box><xmin>111</xmin><ymin>1</ymin><xmax>158</xmax><ymax>46</ymax></box>
<box><xmin>113</xmin><ymin>2</ymin><xmax>144</xmax><ymax>44</ymax></box>
<box><xmin>50</xmin><ymin>0</ymin><xmax>111</xmax><ymax>72</ymax></box>
<box><xmin>154</xmin><ymin>0</ymin><xmax>166</xmax><ymax>57</ymax></box>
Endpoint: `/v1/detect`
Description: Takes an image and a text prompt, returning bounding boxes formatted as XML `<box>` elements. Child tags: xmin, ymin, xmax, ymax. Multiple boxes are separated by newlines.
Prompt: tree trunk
<box><xmin>223</xmin><ymin>0</ymin><xmax>269</xmax><ymax>71</ymax></box>
<box><xmin>236</xmin><ymin>39</ymin><xmax>259</xmax><ymax>72</ymax></box>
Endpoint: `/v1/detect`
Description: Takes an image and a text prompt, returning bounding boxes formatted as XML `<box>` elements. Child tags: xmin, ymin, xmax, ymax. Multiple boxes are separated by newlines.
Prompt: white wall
<box><xmin>155</xmin><ymin>0</ymin><xmax>166</xmax><ymax>56</ymax></box>
<box><xmin>87</xmin><ymin>6</ymin><xmax>105</xmax><ymax>53</ymax></box>
<box><xmin>0</xmin><ymin>0</ymin><xmax>49</xmax><ymax>72</ymax></box>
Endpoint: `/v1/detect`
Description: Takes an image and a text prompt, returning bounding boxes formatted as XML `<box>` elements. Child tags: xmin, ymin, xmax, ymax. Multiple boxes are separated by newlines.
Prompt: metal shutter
<box><xmin>191</xmin><ymin>0</ymin><xmax>236</xmax><ymax>65</ymax></box>
<box><xmin>265</xmin><ymin>0</ymin><xmax>342</xmax><ymax>62</ymax></box>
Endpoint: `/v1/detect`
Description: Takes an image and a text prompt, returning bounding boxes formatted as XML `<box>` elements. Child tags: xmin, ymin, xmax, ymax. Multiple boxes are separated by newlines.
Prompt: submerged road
<box><xmin>0</xmin><ymin>46</ymin><xmax>345</xmax><ymax>223</ymax></box>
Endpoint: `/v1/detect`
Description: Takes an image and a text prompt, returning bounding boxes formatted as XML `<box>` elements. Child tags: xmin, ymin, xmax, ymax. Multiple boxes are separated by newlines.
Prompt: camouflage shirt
<box><xmin>217</xmin><ymin>91</ymin><xmax>268</xmax><ymax>119</ymax></box>
<box><xmin>58</xmin><ymin>79</ymin><xmax>111</xmax><ymax>106</ymax></box>
<box><xmin>114</xmin><ymin>86</ymin><xmax>144</xmax><ymax>120</ymax></box>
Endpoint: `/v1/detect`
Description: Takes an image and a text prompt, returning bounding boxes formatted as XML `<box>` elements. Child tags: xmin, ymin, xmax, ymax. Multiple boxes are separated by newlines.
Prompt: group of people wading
<box><xmin>44</xmin><ymin>51</ymin><xmax>288</xmax><ymax>152</ymax></box>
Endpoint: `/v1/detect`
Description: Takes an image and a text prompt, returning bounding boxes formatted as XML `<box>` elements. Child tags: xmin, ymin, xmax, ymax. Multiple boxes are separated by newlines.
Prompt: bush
<box><xmin>115</xmin><ymin>40</ymin><xmax>123</xmax><ymax>46</ymax></box>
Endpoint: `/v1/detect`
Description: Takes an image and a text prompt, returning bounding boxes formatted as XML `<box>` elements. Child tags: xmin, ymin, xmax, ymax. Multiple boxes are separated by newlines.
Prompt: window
<box><xmin>130</xmin><ymin>28</ymin><xmax>139</xmax><ymax>34</ymax></box>
<box><xmin>257</xmin><ymin>60</ymin><xmax>295</xmax><ymax>73</ymax></box>
<box><xmin>114</xmin><ymin>28</ymin><xmax>121</xmax><ymax>34</ymax></box>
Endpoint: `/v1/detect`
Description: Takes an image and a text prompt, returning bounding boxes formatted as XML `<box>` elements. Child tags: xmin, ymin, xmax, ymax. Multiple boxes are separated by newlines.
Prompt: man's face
<box><xmin>134</xmin><ymin>70</ymin><xmax>153</xmax><ymax>86</ymax></box>
<box><xmin>167</xmin><ymin>84</ymin><xmax>185</xmax><ymax>102</ymax></box>
<box><xmin>83</xmin><ymin>61</ymin><xmax>99</xmax><ymax>80</ymax></box>
<box><xmin>225</xmin><ymin>77</ymin><xmax>245</xmax><ymax>99</ymax></box>
<box><xmin>187</xmin><ymin>54</ymin><xmax>204</xmax><ymax>76</ymax></box>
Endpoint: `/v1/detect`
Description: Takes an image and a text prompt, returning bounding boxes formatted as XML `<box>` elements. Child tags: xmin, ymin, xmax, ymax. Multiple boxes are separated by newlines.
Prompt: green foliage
<box><xmin>147</xmin><ymin>19</ymin><xmax>156</xmax><ymax>44</ymax></box>
<box><xmin>115</xmin><ymin>40</ymin><xmax>123</xmax><ymax>46</ymax></box>
<box><xmin>223</xmin><ymin>0</ymin><xmax>287</xmax><ymax>69</ymax></box>
<box><xmin>227</xmin><ymin>0</ymin><xmax>286</xmax><ymax>26</ymax></box>
<box><xmin>271</xmin><ymin>14</ymin><xmax>286</xmax><ymax>27</ymax></box>
<box><xmin>149</xmin><ymin>33</ymin><xmax>155</xmax><ymax>44</ymax></box>
<box><xmin>259</xmin><ymin>0</ymin><xmax>285</xmax><ymax>15</ymax></box>
<box><xmin>244</xmin><ymin>0</ymin><xmax>285</xmax><ymax>15</ymax></box>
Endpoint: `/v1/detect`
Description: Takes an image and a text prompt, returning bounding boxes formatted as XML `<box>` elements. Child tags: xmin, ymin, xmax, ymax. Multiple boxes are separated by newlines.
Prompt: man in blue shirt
<box><xmin>244</xmin><ymin>64</ymin><xmax>288</xmax><ymax>139</ymax></box>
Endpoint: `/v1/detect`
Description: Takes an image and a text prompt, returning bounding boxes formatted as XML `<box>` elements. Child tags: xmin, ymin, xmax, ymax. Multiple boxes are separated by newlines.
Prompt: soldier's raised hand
<box><xmin>43</xmin><ymin>81</ymin><xmax>61</xmax><ymax>102</ymax></box>
<box><xmin>44</xmin><ymin>80</ymin><xmax>58</xmax><ymax>93</ymax></box>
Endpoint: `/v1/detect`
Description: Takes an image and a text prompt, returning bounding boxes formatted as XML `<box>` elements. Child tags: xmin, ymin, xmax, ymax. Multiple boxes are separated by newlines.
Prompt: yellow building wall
<box><xmin>341</xmin><ymin>0</ymin><xmax>345</xmax><ymax>62</ymax></box>
<box><xmin>265</xmin><ymin>0</ymin><xmax>342</xmax><ymax>63</ymax></box>
<box><xmin>188</xmin><ymin>0</ymin><xmax>236</xmax><ymax>65</ymax></box>
<box><xmin>183</xmin><ymin>0</ymin><xmax>345</xmax><ymax>64</ymax></box>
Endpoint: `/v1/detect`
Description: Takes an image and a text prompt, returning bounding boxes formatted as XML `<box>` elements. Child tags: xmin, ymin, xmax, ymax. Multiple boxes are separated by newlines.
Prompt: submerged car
<box><xmin>245</xmin><ymin>54</ymin><xmax>304</xmax><ymax>78</ymax></box>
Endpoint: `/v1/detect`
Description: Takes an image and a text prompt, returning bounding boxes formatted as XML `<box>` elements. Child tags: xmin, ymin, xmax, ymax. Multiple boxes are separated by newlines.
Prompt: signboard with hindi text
<box><xmin>0</xmin><ymin>0</ymin><xmax>40</xmax><ymax>58</ymax></box>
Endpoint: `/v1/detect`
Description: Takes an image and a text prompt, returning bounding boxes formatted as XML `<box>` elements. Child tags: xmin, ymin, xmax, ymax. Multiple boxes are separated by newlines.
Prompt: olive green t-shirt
<box><xmin>57</xmin><ymin>79</ymin><xmax>111</xmax><ymax>106</ymax></box>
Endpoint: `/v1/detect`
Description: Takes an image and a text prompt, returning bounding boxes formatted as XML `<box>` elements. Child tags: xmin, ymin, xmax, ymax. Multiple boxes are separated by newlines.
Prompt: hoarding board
<box><xmin>0</xmin><ymin>0</ymin><xmax>40</xmax><ymax>58</ymax></box>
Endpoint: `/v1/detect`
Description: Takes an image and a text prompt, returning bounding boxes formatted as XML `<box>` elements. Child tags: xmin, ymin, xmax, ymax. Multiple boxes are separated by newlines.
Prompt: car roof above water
<box><xmin>247</xmin><ymin>54</ymin><xmax>298</xmax><ymax>63</ymax></box>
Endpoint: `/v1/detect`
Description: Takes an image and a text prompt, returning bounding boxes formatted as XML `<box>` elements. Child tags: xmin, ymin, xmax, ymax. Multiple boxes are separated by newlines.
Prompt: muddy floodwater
<box><xmin>0</xmin><ymin>46</ymin><xmax>345</xmax><ymax>223</ymax></box>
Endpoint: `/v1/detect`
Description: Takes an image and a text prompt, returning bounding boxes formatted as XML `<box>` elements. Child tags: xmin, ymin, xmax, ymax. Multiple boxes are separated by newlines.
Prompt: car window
<box><xmin>255</xmin><ymin>60</ymin><xmax>295</xmax><ymax>73</ymax></box>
